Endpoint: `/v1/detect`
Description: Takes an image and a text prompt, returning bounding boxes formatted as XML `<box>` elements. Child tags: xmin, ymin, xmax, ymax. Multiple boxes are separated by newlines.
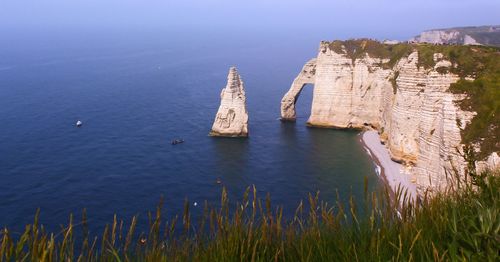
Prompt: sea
<box><xmin>0</xmin><ymin>28</ymin><xmax>381</xmax><ymax>234</ymax></box>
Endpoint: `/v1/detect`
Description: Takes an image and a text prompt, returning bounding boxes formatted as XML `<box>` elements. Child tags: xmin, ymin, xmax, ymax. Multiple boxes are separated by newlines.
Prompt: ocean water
<box><xmin>0</xmin><ymin>29</ymin><xmax>381</xmax><ymax>233</ymax></box>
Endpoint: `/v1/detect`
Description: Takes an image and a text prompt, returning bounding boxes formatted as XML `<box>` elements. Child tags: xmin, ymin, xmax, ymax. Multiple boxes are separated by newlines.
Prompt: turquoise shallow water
<box><xmin>0</xmin><ymin>29</ymin><xmax>381</xmax><ymax>233</ymax></box>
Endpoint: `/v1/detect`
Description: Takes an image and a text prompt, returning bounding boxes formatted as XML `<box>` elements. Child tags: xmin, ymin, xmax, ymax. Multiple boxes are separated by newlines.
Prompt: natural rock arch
<box><xmin>279</xmin><ymin>40</ymin><xmax>483</xmax><ymax>196</ymax></box>
<box><xmin>280</xmin><ymin>59</ymin><xmax>316</xmax><ymax>121</ymax></box>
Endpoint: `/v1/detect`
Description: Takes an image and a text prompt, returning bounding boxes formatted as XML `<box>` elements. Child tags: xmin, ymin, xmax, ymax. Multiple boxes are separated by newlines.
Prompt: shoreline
<box><xmin>359</xmin><ymin>130</ymin><xmax>417</xmax><ymax>202</ymax></box>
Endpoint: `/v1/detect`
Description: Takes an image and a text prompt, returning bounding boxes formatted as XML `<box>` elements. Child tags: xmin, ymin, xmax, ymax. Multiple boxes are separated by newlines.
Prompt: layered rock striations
<box><xmin>210</xmin><ymin>67</ymin><xmax>249</xmax><ymax>137</ymax></box>
<box><xmin>280</xmin><ymin>40</ymin><xmax>496</xmax><ymax>195</ymax></box>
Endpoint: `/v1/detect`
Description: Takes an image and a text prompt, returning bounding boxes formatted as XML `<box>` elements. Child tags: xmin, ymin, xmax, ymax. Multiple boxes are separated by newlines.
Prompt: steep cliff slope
<box><xmin>281</xmin><ymin>40</ymin><xmax>499</xmax><ymax>194</ymax></box>
<box><xmin>410</xmin><ymin>25</ymin><xmax>500</xmax><ymax>47</ymax></box>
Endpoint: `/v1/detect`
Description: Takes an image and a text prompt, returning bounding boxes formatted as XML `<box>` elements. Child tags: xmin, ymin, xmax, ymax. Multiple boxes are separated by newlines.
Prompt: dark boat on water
<box><xmin>171</xmin><ymin>139</ymin><xmax>184</xmax><ymax>145</ymax></box>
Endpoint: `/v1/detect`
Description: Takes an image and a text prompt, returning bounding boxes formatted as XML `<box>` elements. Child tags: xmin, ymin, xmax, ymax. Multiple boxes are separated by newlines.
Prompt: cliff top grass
<box><xmin>327</xmin><ymin>39</ymin><xmax>500</xmax><ymax>159</ymax></box>
<box><xmin>1</xmin><ymin>170</ymin><xmax>498</xmax><ymax>261</ymax></box>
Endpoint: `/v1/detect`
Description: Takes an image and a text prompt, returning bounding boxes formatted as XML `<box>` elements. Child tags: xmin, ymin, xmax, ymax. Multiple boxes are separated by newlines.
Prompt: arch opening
<box><xmin>280</xmin><ymin>58</ymin><xmax>317</xmax><ymax>121</ymax></box>
<box><xmin>293</xmin><ymin>83</ymin><xmax>314</xmax><ymax>123</ymax></box>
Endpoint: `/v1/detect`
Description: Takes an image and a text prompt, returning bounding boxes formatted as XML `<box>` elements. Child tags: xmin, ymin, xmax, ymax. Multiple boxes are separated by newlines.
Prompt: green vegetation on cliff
<box><xmin>327</xmin><ymin>39</ymin><xmax>500</xmax><ymax>159</ymax></box>
<box><xmin>444</xmin><ymin>46</ymin><xmax>500</xmax><ymax>159</ymax></box>
<box><xmin>1</xmin><ymin>170</ymin><xmax>499</xmax><ymax>261</ymax></box>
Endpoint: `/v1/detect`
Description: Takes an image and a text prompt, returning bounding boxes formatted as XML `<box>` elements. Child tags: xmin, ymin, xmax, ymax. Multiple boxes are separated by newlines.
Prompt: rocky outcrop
<box><xmin>280</xmin><ymin>41</ymin><xmax>482</xmax><ymax>195</ymax></box>
<box><xmin>477</xmin><ymin>153</ymin><xmax>500</xmax><ymax>173</ymax></box>
<box><xmin>210</xmin><ymin>67</ymin><xmax>249</xmax><ymax>137</ymax></box>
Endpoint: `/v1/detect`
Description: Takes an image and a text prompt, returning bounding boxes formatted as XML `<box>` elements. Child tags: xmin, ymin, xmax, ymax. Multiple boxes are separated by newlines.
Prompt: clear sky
<box><xmin>1</xmin><ymin>0</ymin><xmax>499</xmax><ymax>40</ymax></box>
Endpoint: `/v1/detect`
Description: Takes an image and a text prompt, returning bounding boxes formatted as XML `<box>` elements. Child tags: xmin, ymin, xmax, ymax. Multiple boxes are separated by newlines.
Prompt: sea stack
<box><xmin>209</xmin><ymin>67</ymin><xmax>249</xmax><ymax>137</ymax></box>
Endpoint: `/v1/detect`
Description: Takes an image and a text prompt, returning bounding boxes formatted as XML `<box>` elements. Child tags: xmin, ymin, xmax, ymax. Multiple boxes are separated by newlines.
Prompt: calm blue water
<box><xmin>0</xmin><ymin>29</ymin><xmax>381</xmax><ymax>234</ymax></box>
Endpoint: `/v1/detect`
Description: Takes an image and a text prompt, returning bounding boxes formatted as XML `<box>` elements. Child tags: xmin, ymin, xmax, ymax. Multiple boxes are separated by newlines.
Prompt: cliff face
<box><xmin>410</xmin><ymin>25</ymin><xmax>500</xmax><ymax>47</ymax></box>
<box><xmin>281</xmin><ymin>41</ymin><xmax>479</xmax><ymax>194</ymax></box>
<box><xmin>210</xmin><ymin>67</ymin><xmax>249</xmax><ymax>137</ymax></box>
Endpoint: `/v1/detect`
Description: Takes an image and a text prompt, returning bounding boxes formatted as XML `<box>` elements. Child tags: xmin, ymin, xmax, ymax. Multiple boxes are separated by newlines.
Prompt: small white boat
<box><xmin>76</xmin><ymin>120</ymin><xmax>83</xmax><ymax>127</ymax></box>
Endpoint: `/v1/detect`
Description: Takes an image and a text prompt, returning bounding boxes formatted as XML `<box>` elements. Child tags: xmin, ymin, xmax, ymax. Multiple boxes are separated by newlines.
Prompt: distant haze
<box><xmin>1</xmin><ymin>0</ymin><xmax>500</xmax><ymax>40</ymax></box>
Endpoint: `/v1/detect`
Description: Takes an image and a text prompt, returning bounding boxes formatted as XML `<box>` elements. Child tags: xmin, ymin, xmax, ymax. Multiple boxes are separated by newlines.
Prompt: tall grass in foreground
<box><xmin>1</xmin><ymin>171</ymin><xmax>499</xmax><ymax>261</ymax></box>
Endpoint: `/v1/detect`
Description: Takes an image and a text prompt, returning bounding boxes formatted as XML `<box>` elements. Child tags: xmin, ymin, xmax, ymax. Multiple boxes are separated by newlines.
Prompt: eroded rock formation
<box><xmin>210</xmin><ymin>67</ymin><xmax>249</xmax><ymax>137</ymax></box>
<box><xmin>281</xmin><ymin>59</ymin><xmax>316</xmax><ymax>121</ymax></box>
<box><xmin>280</xmin><ymin>41</ymin><xmax>484</xmax><ymax>195</ymax></box>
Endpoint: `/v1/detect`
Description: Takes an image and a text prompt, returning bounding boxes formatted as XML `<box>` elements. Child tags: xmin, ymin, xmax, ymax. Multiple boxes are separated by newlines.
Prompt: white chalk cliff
<box><xmin>210</xmin><ymin>67</ymin><xmax>249</xmax><ymax>137</ymax></box>
<box><xmin>281</xmin><ymin>41</ymin><xmax>481</xmax><ymax>195</ymax></box>
<box><xmin>411</xmin><ymin>30</ymin><xmax>463</xmax><ymax>44</ymax></box>
<box><xmin>409</xmin><ymin>25</ymin><xmax>500</xmax><ymax>47</ymax></box>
